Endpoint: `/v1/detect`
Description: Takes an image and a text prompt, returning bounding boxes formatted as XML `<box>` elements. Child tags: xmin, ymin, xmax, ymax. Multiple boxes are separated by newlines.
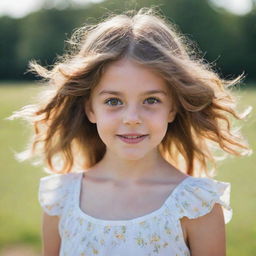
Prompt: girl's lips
<box><xmin>117</xmin><ymin>135</ymin><xmax>148</xmax><ymax>144</ymax></box>
<box><xmin>118</xmin><ymin>134</ymin><xmax>146</xmax><ymax>136</ymax></box>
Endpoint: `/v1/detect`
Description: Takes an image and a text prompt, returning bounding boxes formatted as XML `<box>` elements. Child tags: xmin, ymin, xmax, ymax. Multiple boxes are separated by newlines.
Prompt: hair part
<box><xmin>8</xmin><ymin>7</ymin><xmax>252</xmax><ymax>177</ymax></box>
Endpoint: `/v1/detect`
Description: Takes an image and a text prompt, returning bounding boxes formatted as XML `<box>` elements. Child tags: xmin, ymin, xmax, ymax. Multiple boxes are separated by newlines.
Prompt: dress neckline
<box><xmin>74</xmin><ymin>172</ymin><xmax>192</xmax><ymax>226</ymax></box>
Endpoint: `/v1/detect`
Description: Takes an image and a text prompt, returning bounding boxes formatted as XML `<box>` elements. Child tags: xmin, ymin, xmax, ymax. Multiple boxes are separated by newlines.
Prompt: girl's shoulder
<box><xmin>38</xmin><ymin>172</ymin><xmax>82</xmax><ymax>216</ymax></box>
<box><xmin>168</xmin><ymin>175</ymin><xmax>232</xmax><ymax>224</ymax></box>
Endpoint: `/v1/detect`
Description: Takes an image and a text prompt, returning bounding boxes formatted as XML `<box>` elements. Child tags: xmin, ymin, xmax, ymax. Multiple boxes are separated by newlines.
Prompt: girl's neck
<box><xmin>87</xmin><ymin>148</ymin><xmax>178</xmax><ymax>185</ymax></box>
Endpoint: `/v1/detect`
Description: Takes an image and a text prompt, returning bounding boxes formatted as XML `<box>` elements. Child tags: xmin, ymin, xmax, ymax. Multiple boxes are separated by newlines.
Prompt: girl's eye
<box><xmin>145</xmin><ymin>97</ymin><xmax>161</xmax><ymax>104</ymax></box>
<box><xmin>104</xmin><ymin>98</ymin><xmax>122</xmax><ymax>106</ymax></box>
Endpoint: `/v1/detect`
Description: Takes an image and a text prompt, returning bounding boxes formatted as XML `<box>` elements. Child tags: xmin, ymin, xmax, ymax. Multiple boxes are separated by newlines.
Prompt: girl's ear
<box><xmin>168</xmin><ymin>109</ymin><xmax>176</xmax><ymax>123</ymax></box>
<box><xmin>85</xmin><ymin>100</ymin><xmax>96</xmax><ymax>123</ymax></box>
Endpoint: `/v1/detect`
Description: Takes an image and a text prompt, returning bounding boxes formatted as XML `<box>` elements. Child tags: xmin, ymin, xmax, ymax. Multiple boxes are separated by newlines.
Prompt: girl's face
<box><xmin>85</xmin><ymin>58</ymin><xmax>175</xmax><ymax>161</ymax></box>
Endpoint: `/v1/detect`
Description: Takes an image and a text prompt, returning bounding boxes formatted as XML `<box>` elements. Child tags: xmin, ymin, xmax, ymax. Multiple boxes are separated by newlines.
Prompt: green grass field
<box><xmin>0</xmin><ymin>83</ymin><xmax>255</xmax><ymax>255</ymax></box>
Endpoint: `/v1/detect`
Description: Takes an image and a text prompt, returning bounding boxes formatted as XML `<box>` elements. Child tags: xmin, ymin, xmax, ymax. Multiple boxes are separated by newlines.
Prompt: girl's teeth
<box><xmin>123</xmin><ymin>135</ymin><xmax>143</xmax><ymax>138</ymax></box>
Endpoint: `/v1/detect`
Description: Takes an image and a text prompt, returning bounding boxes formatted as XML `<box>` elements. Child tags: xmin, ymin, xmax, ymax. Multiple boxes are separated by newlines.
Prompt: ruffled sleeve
<box><xmin>172</xmin><ymin>177</ymin><xmax>232</xmax><ymax>224</ymax></box>
<box><xmin>38</xmin><ymin>172</ymin><xmax>77</xmax><ymax>216</ymax></box>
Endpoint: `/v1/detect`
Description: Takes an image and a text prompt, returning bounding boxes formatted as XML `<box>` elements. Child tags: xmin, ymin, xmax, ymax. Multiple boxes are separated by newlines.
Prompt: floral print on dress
<box><xmin>38</xmin><ymin>172</ymin><xmax>232</xmax><ymax>256</ymax></box>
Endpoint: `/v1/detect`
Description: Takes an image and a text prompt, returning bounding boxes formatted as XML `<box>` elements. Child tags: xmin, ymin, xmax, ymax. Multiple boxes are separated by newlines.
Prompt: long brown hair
<box><xmin>8</xmin><ymin>7</ymin><xmax>251</xmax><ymax>177</ymax></box>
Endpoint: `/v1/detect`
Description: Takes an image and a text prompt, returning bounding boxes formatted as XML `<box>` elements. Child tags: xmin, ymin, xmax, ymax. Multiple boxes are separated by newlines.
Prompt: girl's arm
<box><xmin>184</xmin><ymin>203</ymin><xmax>226</xmax><ymax>256</ymax></box>
<box><xmin>42</xmin><ymin>212</ymin><xmax>61</xmax><ymax>256</ymax></box>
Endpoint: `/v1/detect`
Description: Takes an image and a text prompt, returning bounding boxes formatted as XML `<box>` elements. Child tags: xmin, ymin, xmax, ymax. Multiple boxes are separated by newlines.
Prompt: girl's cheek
<box><xmin>102</xmin><ymin>110</ymin><xmax>121</xmax><ymax>120</ymax></box>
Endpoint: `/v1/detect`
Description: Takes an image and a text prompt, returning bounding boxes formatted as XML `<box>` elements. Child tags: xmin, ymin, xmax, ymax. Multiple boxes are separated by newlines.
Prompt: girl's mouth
<box><xmin>117</xmin><ymin>135</ymin><xmax>148</xmax><ymax>144</ymax></box>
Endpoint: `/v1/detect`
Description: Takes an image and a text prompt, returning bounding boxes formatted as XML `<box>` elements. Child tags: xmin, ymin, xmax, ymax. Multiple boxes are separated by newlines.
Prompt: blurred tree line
<box><xmin>0</xmin><ymin>0</ymin><xmax>255</xmax><ymax>83</ymax></box>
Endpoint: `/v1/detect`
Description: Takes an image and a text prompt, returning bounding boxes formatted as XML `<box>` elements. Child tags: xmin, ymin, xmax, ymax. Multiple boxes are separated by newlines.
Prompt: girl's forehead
<box><xmin>102</xmin><ymin>58</ymin><xmax>162</xmax><ymax>81</ymax></box>
<box><xmin>94</xmin><ymin>58</ymin><xmax>170</xmax><ymax>94</ymax></box>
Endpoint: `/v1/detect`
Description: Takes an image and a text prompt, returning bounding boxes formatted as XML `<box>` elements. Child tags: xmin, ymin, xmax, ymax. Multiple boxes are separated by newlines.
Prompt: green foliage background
<box><xmin>0</xmin><ymin>0</ymin><xmax>256</xmax><ymax>82</ymax></box>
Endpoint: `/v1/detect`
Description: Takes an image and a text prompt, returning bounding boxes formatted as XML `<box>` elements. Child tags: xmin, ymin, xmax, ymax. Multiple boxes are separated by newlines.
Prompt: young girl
<box><xmin>9</xmin><ymin>7</ymin><xmax>251</xmax><ymax>256</ymax></box>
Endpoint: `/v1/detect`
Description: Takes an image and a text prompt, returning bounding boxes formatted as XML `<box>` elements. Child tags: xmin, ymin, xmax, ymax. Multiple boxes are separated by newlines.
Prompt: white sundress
<box><xmin>38</xmin><ymin>171</ymin><xmax>232</xmax><ymax>256</ymax></box>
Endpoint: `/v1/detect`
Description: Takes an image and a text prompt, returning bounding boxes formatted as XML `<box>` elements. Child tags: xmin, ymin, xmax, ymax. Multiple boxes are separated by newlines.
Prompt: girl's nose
<box><xmin>122</xmin><ymin>105</ymin><xmax>142</xmax><ymax>125</ymax></box>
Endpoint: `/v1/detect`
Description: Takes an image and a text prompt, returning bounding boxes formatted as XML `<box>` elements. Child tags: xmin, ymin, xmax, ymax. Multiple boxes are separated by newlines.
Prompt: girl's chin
<box><xmin>116</xmin><ymin>151</ymin><xmax>152</xmax><ymax>161</ymax></box>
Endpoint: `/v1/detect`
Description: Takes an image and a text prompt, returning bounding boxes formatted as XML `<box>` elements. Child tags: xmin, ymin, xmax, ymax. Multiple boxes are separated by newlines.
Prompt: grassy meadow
<box><xmin>0</xmin><ymin>83</ymin><xmax>255</xmax><ymax>255</ymax></box>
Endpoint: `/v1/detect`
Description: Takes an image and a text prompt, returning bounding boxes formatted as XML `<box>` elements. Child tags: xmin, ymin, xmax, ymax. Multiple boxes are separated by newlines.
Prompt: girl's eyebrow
<box><xmin>98</xmin><ymin>90</ymin><xmax>167</xmax><ymax>96</ymax></box>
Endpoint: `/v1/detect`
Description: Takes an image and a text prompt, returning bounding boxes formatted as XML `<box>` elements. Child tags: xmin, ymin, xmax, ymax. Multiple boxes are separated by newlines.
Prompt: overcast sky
<box><xmin>0</xmin><ymin>0</ymin><xmax>253</xmax><ymax>18</ymax></box>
